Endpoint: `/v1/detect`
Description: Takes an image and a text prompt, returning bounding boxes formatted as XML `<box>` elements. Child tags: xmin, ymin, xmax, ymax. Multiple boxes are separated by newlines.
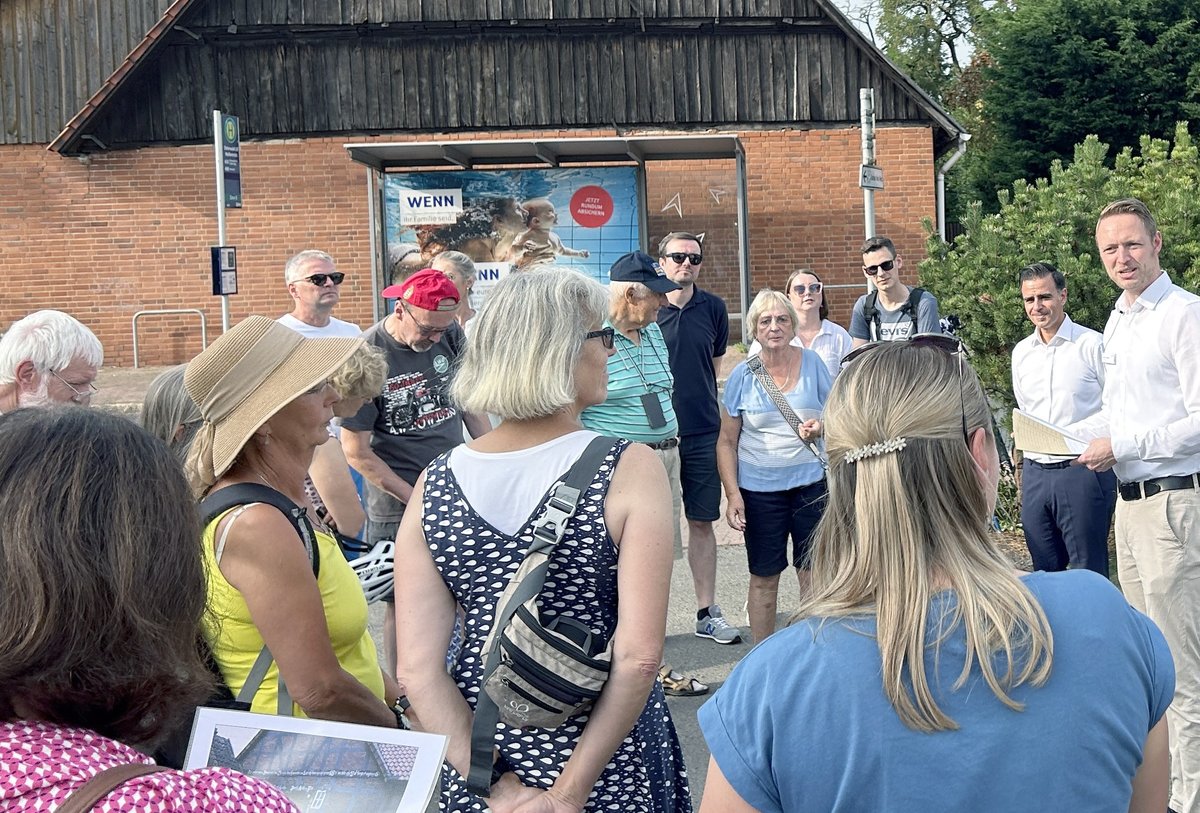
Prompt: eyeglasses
<box><xmin>862</xmin><ymin>259</ymin><xmax>896</xmax><ymax>276</ymax></box>
<box><xmin>757</xmin><ymin>315</ymin><xmax>793</xmax><ymax>328</ymax></box>
<box><xmin>585</xmin><ymin>327</ymin><xmax>615</xmax><ymax>349</ymax></box>
<box><xmin>664</xmin><ymin>252</ymin><xmax>703</xmax><ymax>266</ymax></box>
<box><xmin>402</xmin><ymin>304</ymin><xmax>448</xmax><ymax>337</ymax></box>
<box><xmin>842</xmin><ymin>333</ymin><xmax>971</xmax><ymax>442</ymax></box>
<box><xmin>50</xmin><ymin>369</ymin><xmax>98</xmax><ymax>404</ymax></box>
<box><xmin>296</xmin><ymin>272</ymin><xmax>346</xmax><ymax>286</ymax></box>
<box><xmin>792</xmin><ymin>283</ymin><xmax>823</xmax><ymax>295</ymax></box>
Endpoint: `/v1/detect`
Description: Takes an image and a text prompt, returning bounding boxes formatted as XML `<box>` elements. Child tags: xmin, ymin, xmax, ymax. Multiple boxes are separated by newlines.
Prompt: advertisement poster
<box><xmin>384</xmin><ymin>167</ymin><xmax>640</xmax><ymax>302</ymax></box>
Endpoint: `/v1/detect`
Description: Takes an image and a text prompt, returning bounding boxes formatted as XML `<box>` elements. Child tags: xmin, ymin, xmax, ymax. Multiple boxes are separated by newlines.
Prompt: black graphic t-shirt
<box><xmin>343</xmin><ymin>320</ymin><xmax>467</xmax><ymax>521</ymax></box>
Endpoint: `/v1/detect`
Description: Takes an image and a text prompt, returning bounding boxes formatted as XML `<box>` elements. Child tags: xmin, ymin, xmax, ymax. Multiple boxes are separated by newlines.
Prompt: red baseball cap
<box><xmin>381</xmin><ymin>268</ymin><xmax>460</xmax><ymax>311</ymax></box>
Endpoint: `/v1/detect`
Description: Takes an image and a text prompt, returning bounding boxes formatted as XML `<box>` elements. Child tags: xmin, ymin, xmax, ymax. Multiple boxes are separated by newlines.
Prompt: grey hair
<box><xmin>430</xmin><ymin>250</ymin><xmax>477</xmax><ymax>282</ymax></box>
<box><xmin>452</xmin><ymin>268</ymin><xmax>608</xmax><ymax>420</ymax></box>
<box><xmin>0</xmin><ymin>311</ymin><xmax>104</xmax><ymax>385</ymax></box>
<box><xmin>745</xmin><ymin>288</ymin><xmax>799</xmax><ymax>338</ymax></box>
<box><xmin>283</xmin><ymin>249</ymin><xmax>336</xmax><ymax>283</ymax></box>
<box><xmin>609</xmin><ymin>280</ymin><xmax>652</xmax><ymax>305</ymax></box>
<box><xmin>140</xmin><ymin>365</ymin><xmax>202</xmax><ymax>462</ymax></box>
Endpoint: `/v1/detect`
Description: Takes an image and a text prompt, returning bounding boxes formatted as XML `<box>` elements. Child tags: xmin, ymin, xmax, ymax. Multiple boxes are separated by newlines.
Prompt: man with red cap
<box><xmin>342</xmin><ymin>268</ymin><xmax>491</xmax><ymax>675</ymax></box>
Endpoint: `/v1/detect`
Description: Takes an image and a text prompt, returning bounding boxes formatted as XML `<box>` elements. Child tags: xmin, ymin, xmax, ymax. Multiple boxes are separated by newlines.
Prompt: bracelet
<box><xmin>392</xmin><ymin>695</ymin><xmax>411</xmax><ymax>730</ymax></box>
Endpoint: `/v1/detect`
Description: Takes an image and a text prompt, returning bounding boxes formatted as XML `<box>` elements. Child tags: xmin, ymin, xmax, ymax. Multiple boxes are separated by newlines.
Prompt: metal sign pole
<box><xmin>212</xmin><ymin>110</ymin><xmax>230</xmax><ymax>333</ymax></box>
<box><xmin>860</xmin><ymin>88</ymin><xmax>876</xmax><ymax>241</ymax></box>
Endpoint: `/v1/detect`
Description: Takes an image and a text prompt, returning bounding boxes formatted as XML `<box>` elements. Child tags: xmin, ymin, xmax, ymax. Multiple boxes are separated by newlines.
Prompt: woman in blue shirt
<box><xmin>716</xmin><ymin>289</ymin><xmax>832</xmax><ymax>644</ymax></box>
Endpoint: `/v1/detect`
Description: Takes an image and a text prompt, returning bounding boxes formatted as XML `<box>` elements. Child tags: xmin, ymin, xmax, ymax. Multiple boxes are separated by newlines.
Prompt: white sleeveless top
<box><xmin>447</xmin><ymin>430</ymin><xmax>599</xmax><ymax>536</ymax></box>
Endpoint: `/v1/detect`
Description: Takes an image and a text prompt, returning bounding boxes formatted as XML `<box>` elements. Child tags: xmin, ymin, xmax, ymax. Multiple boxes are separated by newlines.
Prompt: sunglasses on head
<box><xmin>792</xmin><ymin>283</ymin><xmax>823</xmax><ymax>295</ymax></box>
<box><xmin>842</xmin><ymin>333</ymin><xmax>972</xmax><ymax>442</ymax></box>
<box><xmin>297</xmin><ymin>272</ymin><xmax>346</xmax><ymax>286</ymax></box>
<box><xmin>585</xmin><ymin>326</ymin><xmax>615</xmax><ymax>349</ymax></box>
<box><xmin>862</xmin><ymin>259</ymin><xmax>895</xmax><ymax>276</ymax></box>
<box><xmin>664</xmin><ymin>252</ymin><xmax>703</xmax><ymax>266</ymax></box>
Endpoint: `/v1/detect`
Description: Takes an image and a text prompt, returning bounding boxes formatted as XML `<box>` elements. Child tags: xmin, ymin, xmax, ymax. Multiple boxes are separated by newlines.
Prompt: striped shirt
<box><xmin>581</xmin><ymin>321</ymin><xmax>679</xmax><ymax>442</ymax></box>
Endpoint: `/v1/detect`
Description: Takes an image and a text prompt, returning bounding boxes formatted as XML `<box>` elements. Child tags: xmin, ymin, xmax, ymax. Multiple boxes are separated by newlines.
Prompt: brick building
<box><xmin>2</xmin><ymin>0</ymin><xmax>964</xmax><ymax>365</ymax></box>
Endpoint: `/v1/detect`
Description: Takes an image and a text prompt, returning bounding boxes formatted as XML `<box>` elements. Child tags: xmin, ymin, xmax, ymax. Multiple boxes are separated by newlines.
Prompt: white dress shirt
<box><xmin>746</xmin><ymin>319</ymin><xmax>854</xmax><ymax>379</ymax></box>
<box><xmin>1011</xmin><ymin>314</ymin><xmax>1105</xmax><ymax>463</ymax></box>
<box><xmin>1100</xmin><ymin>272</ymin><xmax>1200</xmax><ymax>483</ymax></box>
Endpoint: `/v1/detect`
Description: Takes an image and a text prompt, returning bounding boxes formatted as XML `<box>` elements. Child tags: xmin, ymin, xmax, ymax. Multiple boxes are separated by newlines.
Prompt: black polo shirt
<box><xmin>657</xmin><ymin>286</ymin><xmax>729</xmax><ymax>436</ymax></box>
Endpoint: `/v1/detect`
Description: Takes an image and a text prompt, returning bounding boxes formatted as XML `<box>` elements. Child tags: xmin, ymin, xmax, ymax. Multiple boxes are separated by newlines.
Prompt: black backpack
<box><xmin>153</xmin><ymin>484</ymin><xmax>318</xmax><ymax>768</ymax></box>
<box><xmin>862</xmin><ymin>286</ymin><xmax>926</xmax><ymax>341</ymax></box>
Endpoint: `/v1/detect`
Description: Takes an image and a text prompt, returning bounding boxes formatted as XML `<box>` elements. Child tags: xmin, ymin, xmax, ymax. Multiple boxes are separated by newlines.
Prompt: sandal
<box><xmin>658</xmin><ymin>664</ymin><xmax>709</xmax><ymax>697</ymax></box>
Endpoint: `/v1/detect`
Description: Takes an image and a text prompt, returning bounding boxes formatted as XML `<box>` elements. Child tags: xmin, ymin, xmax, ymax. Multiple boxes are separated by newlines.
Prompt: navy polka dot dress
<box><xmin>421</xmin><ymin>439</ymin><xmax>692</xmax><ymax>812</ymax></box>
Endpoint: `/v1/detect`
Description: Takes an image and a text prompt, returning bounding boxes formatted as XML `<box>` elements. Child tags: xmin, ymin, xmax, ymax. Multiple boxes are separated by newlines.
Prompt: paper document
<box><xmin>1012</xmin><ymin>409</ymin><xmax>1088</xmax><ymax>456</ymax></box>
<box><xmin>184</xmin><ymin>707</ymin><xmax>447</xmax><ymax>813</ymax></box>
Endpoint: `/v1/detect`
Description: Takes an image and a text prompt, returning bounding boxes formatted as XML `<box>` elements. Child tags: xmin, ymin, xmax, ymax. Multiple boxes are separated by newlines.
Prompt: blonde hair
<box><xmin>745</xmin><ymin>288</ymin><xmax>798</xmax><ymax>339</ymax></box>
<box><xmin>330</xmin><ymin>344</ymin><xmax>387</xmax><ymax>402</ymax></box>
<box><xmin>797</xmin><ymin>341</ymin><xmax>1052</xmax><ymax>732</ymax></box>
<box><xmin>451</xmin><ymin>268</ymin><xmax>608</xmax><ymax>420</ymax></box>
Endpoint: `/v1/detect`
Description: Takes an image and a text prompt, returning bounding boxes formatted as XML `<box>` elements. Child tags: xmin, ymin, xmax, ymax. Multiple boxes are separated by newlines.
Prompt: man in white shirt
<box><xmin>1011</xmin><ymin>262</ymin><xmax>1114</xmax><ymax>575</ymax></box>
<box><xmin>1078</xmin><ymin>198</ymin><xmax>1200</xmax><ymax>813</ymax></box>
<box><xmin>277</xmin><ymin>249</ymin><xmax>362</xmax><ymax>338</ymax></box>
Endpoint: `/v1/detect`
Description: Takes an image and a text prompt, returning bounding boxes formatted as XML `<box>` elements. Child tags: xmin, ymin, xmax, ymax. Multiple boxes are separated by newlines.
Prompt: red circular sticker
<box><xmin>570</xmin><ymin>185</ymin><xmax>614</xmax><ymax>228</ymax></box>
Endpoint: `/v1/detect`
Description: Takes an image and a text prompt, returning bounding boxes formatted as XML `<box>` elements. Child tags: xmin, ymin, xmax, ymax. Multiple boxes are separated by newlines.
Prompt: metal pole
<box><xmin>735</xmin><ymin>140</ymin><xmax>752</xmax><ymax>338</ymax></box>
<box><xmin>366</xmin><ymin>167</ymin><xmax>381</xmax><ymax>323</ymax></box>
<box><xmin>859</xmin><ymin>88</ymin><xmax>876</xmax><ymax>241</ymax></box>
<box><xmin>212</xmin><ymin>110</ymin><xmax>230</xmax><ymax>333</ymax></box>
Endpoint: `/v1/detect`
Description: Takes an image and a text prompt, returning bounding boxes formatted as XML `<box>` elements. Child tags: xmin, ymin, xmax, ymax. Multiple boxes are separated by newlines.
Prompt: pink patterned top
<box><xmin>0</xmin><ymin>720</ymin><xmax>298</xmax><ymax>812</ymax></box>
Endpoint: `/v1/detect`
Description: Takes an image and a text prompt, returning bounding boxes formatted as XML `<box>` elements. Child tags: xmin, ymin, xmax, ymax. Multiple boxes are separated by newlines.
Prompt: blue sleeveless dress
<box><xmin>421</xmin><ymin>439</ymin><xmax>692</xmax><ymax>812</ymax></box>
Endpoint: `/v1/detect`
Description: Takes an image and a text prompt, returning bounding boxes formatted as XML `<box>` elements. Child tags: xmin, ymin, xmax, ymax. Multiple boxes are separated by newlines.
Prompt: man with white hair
<box><xmin>0</xmin><ymin>310</ymin><xmax>103</xmax><ymax>411</ymax></box>
<box><xmin>277</xmin><ymin>249</ymin><xmax>362</xmax><ymax>339</ymax></box>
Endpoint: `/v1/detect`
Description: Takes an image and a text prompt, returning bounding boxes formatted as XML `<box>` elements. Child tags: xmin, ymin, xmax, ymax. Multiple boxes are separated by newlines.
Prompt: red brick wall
<box><xmin>1</xmin><ymin>126</ymin><xmax>935</xmax><ymax>364</ymax></box>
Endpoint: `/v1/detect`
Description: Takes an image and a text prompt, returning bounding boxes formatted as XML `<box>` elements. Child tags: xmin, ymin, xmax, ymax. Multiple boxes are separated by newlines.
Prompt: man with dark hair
<box><xmin>1078</xmin><ymin>197</ymin><xmax>1200</xmax><ymax>813</ymax></box>
<box><xmin>1011</xmin><ymin>262</ymin><xmax>1113</xmax><ymax>575</ymax></box>
<box><xmin>849</xmin><ymin>236</ymin><xmax>940</xmax><ymax>347</ymax></box>
<box><xmin>655</xmin><ymin>231</ymin><xmax>740</xmax><ymax>646</ymax></box>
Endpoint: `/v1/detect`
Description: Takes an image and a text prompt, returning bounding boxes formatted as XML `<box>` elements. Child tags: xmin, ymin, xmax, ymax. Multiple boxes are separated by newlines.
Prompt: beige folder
<box><xmin>1012</xmin><ymin>409</ymin><xmax>1088</xmax><ymax>456</ymax></box>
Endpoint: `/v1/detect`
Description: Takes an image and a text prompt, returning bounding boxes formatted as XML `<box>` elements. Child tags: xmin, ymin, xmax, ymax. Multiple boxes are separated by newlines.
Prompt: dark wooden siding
<box><xmin>88</xmin><ymin>28</ymin><xmax>931</xmax><ymax>148</ymax></box>
<box><xmin>0</xmin><ymin>0</ymin><xmax>172</xmax><ymax>144</ymax></box>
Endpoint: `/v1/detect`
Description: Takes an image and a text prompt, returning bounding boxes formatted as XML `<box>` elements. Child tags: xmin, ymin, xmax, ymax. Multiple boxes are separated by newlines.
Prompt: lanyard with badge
<box><xmin>616</xmin><ymin>336</ymin><xmax>670</xmax><ymax>429</ymax></box>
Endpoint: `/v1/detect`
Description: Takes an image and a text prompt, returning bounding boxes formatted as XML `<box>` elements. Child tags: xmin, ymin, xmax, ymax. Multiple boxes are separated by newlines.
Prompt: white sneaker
<box><xmin>695</xmin><ymin>606</ymin><xmax>742</xmax><ymax>645</ymax></box>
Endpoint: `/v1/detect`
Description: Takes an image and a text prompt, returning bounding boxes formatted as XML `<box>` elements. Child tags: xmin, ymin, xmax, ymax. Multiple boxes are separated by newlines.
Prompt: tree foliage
<box><xmin>919</xmin><ymin>123</ymin><xmax>1200</xmax><ymax>417</ymax></box>
<box><xmin>973</xmin><ymin>0</ymin><xmax>1200</xmax><ymax>206</ymax></box>
<box><xmin>874</xmin><ymin>0</ymin><xmax>989</xmax><ymax>100</ymax></box>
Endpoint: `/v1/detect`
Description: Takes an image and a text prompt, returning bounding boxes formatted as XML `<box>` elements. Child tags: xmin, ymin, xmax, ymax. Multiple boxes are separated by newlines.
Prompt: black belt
<box><xmin>1118</xmin><ymin>473</ymin><xmax>1200</xmax><ymax>502</ymax></box>
<box><xmin>1026</xmin><ymin>458</ymin><xmax>1075</xmax><ymax>470</ymax></box>
<box><xmin>641</xmin><ymin>437</ymin><xmax>679</xmax><ymax>450</ymax></box>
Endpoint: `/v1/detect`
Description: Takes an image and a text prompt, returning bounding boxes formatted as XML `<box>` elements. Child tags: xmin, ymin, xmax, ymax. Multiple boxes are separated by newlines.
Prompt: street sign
<box><xmin>859</xmin><ymin>164</ymin><xmax>885</xmax><ymax>190</ymax></box>
<box><xmin>211</xmin><ymin>246</ymin><xmax>238</xmax><ymax>295</ymax></box>
<box><xmin>221</xmin><ymin>115</ymin><xmax>242</xmax><ymax>208</ymax></box>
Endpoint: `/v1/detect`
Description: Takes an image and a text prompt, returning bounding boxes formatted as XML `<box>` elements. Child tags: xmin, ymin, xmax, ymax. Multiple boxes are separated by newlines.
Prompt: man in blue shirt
<box><xmin>656</xmin><ymin>232</ymin><xmax>740</xmax><ymax>647</ymax></box>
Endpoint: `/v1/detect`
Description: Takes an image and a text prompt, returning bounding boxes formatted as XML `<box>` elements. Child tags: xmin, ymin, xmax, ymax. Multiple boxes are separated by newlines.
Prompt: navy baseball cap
<box><xmin>609</xmin><ymin>251</ymin><xmax>681</xmax><ymax>294</ymax></box>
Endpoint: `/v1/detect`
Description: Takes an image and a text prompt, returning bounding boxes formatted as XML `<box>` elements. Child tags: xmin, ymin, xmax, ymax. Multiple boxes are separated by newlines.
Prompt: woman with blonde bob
<box><xmin>394</xmin><ymin>268</ymin><xmax>691</xmax><ymax>812</ymax></box>
<box><xmin>699</xmin><ymin>339</ymin><xmax>1173</xmax><ymax>813</ymax></box>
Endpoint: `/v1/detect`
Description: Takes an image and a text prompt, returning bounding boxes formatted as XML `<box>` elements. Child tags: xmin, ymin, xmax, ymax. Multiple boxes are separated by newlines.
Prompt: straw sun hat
<box><xmin>184</xmin><ymin>315</ymin><xmax>364</xmax><ymax>485</ymax></box>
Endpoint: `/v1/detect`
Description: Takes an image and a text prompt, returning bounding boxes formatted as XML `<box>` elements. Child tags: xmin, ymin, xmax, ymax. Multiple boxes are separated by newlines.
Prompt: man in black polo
<box><xmin>656</xmin><ymin>232</ymin><xmax>740</xmax><ymax>646</ymax></box>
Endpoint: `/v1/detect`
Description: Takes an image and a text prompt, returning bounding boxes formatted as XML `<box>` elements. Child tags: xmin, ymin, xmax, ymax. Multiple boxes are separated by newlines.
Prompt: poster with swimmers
<box><xmin>383</xmin><ymin>167</ymin><xmax>641</xmax><ymax>302</ymax></box>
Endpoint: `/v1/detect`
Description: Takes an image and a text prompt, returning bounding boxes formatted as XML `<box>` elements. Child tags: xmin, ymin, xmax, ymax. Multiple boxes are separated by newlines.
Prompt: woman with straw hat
<box><xmin>184</xmin><ymin>315</ymin><xmax>401</xmax><ymax>728</ymax></box>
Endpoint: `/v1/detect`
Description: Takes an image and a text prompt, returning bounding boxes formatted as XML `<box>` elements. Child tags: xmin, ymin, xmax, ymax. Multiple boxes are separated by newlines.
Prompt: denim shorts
<box><xmin>740</xmin><ymin>479</ymin><xmax>828</xmax><ymax>576</ymax></box>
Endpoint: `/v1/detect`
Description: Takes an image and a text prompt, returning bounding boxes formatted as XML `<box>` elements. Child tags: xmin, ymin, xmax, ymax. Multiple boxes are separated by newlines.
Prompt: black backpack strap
<box><xmin>466</xmin><ymin>435</ymin><xmax>617</xmax><ymax>797</ymax></box>
<box><xmin>200</xmin><ymin>482</ymin><xmax>320</xmax><ymax>578</ymax></box>
<box><xmin>199</xmin><ymin>482</ymin><xmax>321</xmax><ymax>715</ymax></box>
<box><xmin>904</xmin><ymin>287</ymin><xmax>925</xmax><ymax>334</ymax></box>
<box><xmin>862</xmin><ymin>290</ymin><xmax>880</xmax><ymax>341</ymax></box>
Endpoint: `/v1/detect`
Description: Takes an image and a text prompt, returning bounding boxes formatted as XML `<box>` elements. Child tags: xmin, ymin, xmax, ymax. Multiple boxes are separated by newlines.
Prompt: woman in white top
<box><xmin>394</xmin><ymin>268</ymin><xmax>691</xmax><ymax>812</ymax></box>
<box><xmin>750</xmin><ymin>270</ymin><xmax>852</xmax><ymax>380</ymax></box>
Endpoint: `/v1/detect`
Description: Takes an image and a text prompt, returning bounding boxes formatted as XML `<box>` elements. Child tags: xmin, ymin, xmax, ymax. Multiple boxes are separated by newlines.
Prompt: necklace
<box><xmin>761</xmin><ymin>351</ymin><xmax>798</xmax><ymax>391</ymax></box>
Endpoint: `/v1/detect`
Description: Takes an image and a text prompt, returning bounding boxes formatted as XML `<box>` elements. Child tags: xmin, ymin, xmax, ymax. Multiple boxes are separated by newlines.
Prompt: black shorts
<box><xmin>741</xmin><ymin>480</ymin><xmax>828</xmax><ymax>576</ymax></box>
<box><xmin>678</xmin><ymin>431</ymin><xmax>722</xmax><ymax>523</ymax></box>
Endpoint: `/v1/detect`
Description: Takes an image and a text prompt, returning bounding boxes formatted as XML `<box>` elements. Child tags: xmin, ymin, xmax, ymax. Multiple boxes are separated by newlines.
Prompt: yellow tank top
<box><xmin>201</xmin><ymin>506</ymin><xmax>384</xmax><ymax>715</ymax></box>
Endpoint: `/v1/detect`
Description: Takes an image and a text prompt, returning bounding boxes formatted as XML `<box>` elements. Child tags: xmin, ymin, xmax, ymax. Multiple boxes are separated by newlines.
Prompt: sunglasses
<box><xmin>664</xmin><ymin>252</ymin><xmax>703</xmax><ymax>266</ymax></box>
<box><xmin>842</xmin><ymin>333</ymin><xmax>972</xmax><ymax>442</ymax></box>
<box><xmin>297</xmin><ymin>272</ymin><xmax>346</xmax><ymax>286</ymax></box>
<box><xmin>585</xmin><ymin>326</ymin><xmax>615</xmax><ymax>349</ymax></box>
<box><xmin>862</xmin><ymin>259</ymin><xmax>895</xmax><ymax>276</ymax></box>
<box><xmin>792</xmin><ymin>283</ymin><xmax>823</xmax><ymax>295</ymax></box>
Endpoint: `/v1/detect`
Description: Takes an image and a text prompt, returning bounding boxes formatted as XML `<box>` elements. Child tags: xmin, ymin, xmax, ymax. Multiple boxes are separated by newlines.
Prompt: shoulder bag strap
<box><xmin>466</xmin><ymin>435</ymin><xmax>616</xmax><ymax>796</ymax></box>
<box><xmin>200</xmin><ymin>482</ymin><xmax>321</xmax><ymax>716</ymax></box>
<box><xmin>746</xmin><ymin>356</ymin><xmax>827</xmax><ymax>471</ymax></box>
<box><xmin>56</xmin><ymin>763</ymin><xmax>170</xmax><ymax>813</ymax></box>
